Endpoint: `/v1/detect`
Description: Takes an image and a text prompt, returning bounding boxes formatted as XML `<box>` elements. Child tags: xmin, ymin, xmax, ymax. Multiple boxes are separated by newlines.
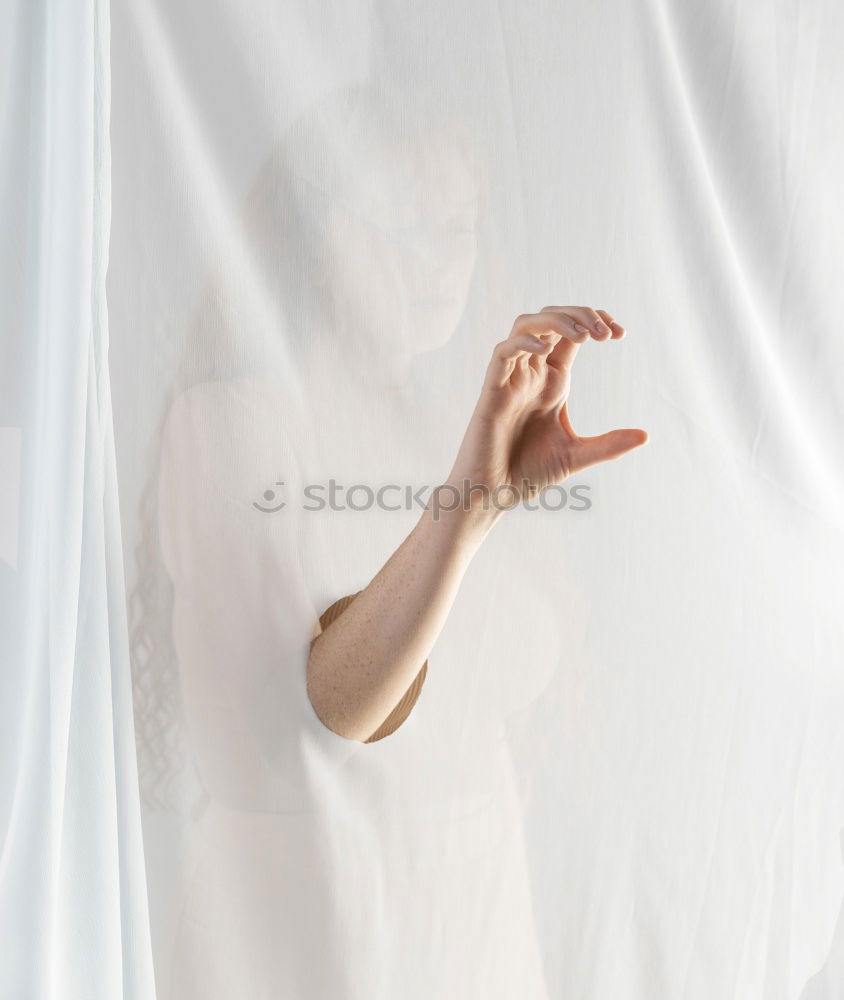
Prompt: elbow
<box><xmin>306</xmin><ymin>651</ymin><xmax>371</xmax><ymax>743</ymax></box>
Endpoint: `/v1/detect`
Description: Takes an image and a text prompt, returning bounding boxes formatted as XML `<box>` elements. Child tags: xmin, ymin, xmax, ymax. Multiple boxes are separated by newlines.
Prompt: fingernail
<box><xmin>574</xmin><ymin>323</ymin><xmax>589</xmax><ymax>334</ymax></box>
<box><xmin>595</xmin><ymin>321</ymin><xmax>610</xmax><ymax>335</ymax></box>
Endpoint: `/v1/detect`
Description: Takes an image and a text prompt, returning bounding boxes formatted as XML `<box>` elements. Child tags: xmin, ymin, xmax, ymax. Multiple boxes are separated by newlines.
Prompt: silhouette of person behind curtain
<box><xmin>146</xmin><ymin>82</ymin><xmax>565</xmax><ymax>999</ymax></box>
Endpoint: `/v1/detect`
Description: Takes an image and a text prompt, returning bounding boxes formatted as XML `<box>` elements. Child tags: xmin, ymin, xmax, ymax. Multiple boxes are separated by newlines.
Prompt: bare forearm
<box><xmin>306</xmin><ymin>305</ymin><xmax>646</xmax><ymax>742</ymax></box>
<box><xmin>306</xmin><ymin>490</ymin><xmax>501</xmax><ymax>741</ymax></box>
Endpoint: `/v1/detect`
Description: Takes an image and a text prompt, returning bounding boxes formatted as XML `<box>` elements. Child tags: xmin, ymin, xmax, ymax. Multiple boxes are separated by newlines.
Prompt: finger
<box><xmin>546</xmin><ymin>336</ymin><xmax>580</xmax><ymax>372</ymax></box>
<box><xmin>485</xmin><ymin>333</ymin><xmax>555</xmax><ymax>388</ymax></box>
<box><xmin>597</xmin><ymin>309</ymin><xmax>626</xmax><ymax>340</ymax></box>
<box><xmin>563</xmin><ymin>306</ymin><xmax>613</xmax><ymax>341</ymax></box>
<box><xmin>540</xmin><ymin>305</ymin><xmax>612</xmax><ymax>341</ymax></box>
<box><xmin>536</xmin><ymin>307</ymin><xmax>591</xmax><ymax>343</ymax></box>
<box><xmin>568</xmin><ymin>427</ymin><xmax>649</xmax><ymax>471</ymax></box>
<box><xmin>497</xmin><ymin>332</ymin><xmax>556</xmax><ymax>360</ymax></box>
<box><xmin>510</xmin><ymin>311</ymin><xmax>589</xmax><ymax>344</ymax></box>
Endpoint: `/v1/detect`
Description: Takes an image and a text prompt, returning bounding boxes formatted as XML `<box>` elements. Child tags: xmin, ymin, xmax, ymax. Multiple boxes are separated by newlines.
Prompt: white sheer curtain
<box><xmin>0</xmin><ymin>1</ymin><xmax>155</xmax><ymax>997</ymax></box>
<box><xmin>3</xmin><ymin>1</ymin><xmax>844</xmax><ymax>999</ymax></box>
<box><xmin>105</xmin><ymin>2</ymin><xmax>844</xmax><ymax>998</ymax></box>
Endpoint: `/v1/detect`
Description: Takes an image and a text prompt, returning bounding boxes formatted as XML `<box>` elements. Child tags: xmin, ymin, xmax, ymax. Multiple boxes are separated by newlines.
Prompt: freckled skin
<box><xmin>306</xmin><ymin>306</ymin><xmax>648</xmax><ymax>741</ymax></box>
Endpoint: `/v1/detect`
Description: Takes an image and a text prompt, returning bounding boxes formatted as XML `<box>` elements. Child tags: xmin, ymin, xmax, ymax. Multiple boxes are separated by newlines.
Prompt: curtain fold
<box><xmin>0</xmin><ymin>1</ymin><xmax>156</xmax><ymax>997</ymax></box>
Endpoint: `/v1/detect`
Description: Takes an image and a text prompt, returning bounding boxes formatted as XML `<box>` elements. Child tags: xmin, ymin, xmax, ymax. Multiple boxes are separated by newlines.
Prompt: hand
<box><xmin>444</xmin><ymin>306</ymin><xmax>648</xmax><ymax>513</ymax></box>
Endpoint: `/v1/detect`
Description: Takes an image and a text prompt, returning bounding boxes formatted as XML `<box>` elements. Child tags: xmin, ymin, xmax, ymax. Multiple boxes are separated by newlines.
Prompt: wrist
<box><xmin>426</xmin><ymin>480</ymin><xmax>508</xmax><ymax>533</ymax></box>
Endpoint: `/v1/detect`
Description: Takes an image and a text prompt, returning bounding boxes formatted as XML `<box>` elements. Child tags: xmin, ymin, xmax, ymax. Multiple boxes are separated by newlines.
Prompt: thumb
<box><xmin>569</xmin><ymin>427</ymin><xmax>649</xmax><ymax>472</ymax></box>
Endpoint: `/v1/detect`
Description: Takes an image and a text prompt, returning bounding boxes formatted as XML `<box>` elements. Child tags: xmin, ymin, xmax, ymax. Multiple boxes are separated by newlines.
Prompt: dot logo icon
<box><xmin>253</xmin><ymin>481</ymin><xmax>286</xmax><ymax>513</ymax></box>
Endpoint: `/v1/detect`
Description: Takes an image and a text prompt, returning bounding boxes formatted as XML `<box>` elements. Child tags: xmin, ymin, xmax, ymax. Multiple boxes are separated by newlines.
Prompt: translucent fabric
<box><xmin>0</xmin><ymin>1</ymin><xmax>156</xmax><ymax>997</ymax></box>
<box><xmin>105</xmin><ymin>1</ymin><xmax>844</xmax><ymax>998</ymax></box>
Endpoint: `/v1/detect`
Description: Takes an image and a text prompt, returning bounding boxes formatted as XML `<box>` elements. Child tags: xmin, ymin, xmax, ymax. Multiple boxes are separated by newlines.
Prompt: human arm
<box><xmin>306</xmin><ymin>306</ymin><xmax>649</xmax><ymax>741</ymax></box>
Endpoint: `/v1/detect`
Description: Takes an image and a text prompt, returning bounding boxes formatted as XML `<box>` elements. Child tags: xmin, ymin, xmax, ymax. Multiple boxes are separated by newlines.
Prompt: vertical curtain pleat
<box><xmin>0</xmin><ymin>1</ymin><xmax>157</xmax><ymax>997</ymax></box>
